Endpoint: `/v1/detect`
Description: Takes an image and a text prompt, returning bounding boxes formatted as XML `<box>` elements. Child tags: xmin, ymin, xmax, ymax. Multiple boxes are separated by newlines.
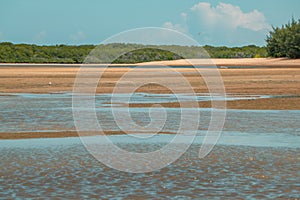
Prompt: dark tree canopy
<box><xmin>266</xmin><ymin>18</ymin><xmax>300</xmax><ymax>58</ymax></box>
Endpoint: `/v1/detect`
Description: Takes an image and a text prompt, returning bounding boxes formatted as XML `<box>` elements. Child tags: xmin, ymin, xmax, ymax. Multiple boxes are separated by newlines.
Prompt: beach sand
<box><xmin>138</xmin><ymin>58</ymin><xmax>300</xmax><ymax>67</ymax></box>
<box><xmin>0</xmin><ymin>59</ymin><xmax>299</xmax><ymax>96</ymax></box>
<box><xmin>0</xmin><ymin>59</ymin><xmax>299</xmax><ymax>139</ymax></box>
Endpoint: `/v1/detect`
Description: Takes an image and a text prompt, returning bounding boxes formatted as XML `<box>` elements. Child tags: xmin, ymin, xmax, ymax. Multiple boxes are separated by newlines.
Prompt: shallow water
<box><xmin>0</xmin><ymin>93</ymin><xmax>299</xmax><ymax>135</ymax></box>
<box><xmin>0</xmin><ymin>141</ymin><xmax>299</xmax><ymax>199</ymax></box>
<box><xmin>0</xmin><ymin>93</ymin><xmax>299</xmax><ymax>198</ymax></box>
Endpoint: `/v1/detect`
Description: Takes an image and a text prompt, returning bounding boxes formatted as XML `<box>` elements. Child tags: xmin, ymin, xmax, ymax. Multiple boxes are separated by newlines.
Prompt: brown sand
<box><xmin>1</xmin><ymin>58</ymin><xmax>299</xmax><ymax>67</ymax></box>
<box><xmin>0</xmin><ymin>59</ymin><xmax>299</xmax><ymax>139</ymax></box>
<box><xmin>0</xmin><ymin>62</ymin><xmax>299</xmax><ymax>95</ymax></box>
<box><xmin>139</xmin><ymin>58</ymin><xmax>300</xmax><ymax>67</ymax></box>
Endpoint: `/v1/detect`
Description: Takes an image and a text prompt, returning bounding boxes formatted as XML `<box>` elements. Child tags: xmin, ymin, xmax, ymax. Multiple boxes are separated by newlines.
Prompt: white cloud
<box><xmin>162</xmin><ymin>12</ymin><xmax>189</xmax><ymax>34</ymax></box>
<box><xmin>162</xmin><ymin>22</ymin><xmax>188</xmax><ymax>34</ymax></box>
<box><xmin>191</xmin><ymin>2</ymin><xmax>271</xmax><ymax>31</ymax></box>
<box><xmin>70</xmin><ymin>31</ymin><xmax>86</xmax><ymax>42</ymax></box>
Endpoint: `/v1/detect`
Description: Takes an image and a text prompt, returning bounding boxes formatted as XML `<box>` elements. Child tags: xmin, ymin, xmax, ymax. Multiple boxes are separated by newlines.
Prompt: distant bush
<box><xmin>204</xmin><ymin>45</ymin><xmax>267</xmax><ymax>58</ymax></box>
<box><xmin>266</xmin><ymin>18</ymin><xmax>300</xmax><ymax>58</ymax></box>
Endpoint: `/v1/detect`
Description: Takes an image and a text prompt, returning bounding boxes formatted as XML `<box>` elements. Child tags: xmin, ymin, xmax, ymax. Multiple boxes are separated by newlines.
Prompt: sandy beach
<box><xmin>0</xmin><ymin>58</ymin><xmax>299</xmax><ymax>96</ymax></box>
<box><xmin>1</xmin><ymin>58</ymin><xmax>300</xmax><ymax>67</ymax></box>
<box><xmin>139</xmin><ymin>58</ymin><xmax>300</xmax><ymax>67</ymax></box>
<box><xmin>1</xmin><ymin>58</ymin><xmax>299</xmax><ymax>139</ymax></box>
<box><xmin>2</xmin><ymin>2</ymin><xmax>300</xmax><ymax>199</ymax></box>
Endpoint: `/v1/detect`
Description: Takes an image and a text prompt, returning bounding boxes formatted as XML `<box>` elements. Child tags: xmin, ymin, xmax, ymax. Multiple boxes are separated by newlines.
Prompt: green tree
<box><xmin>266</xmin><ymin>18</ymin><xmax>300</xmax><ymax>58</ymax></box>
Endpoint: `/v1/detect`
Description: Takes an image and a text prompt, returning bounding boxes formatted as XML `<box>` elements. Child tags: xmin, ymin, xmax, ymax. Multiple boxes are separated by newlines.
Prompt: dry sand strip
<box><xmin>1</xmin><ymin>58</ymin><xmax>300</xmax><ymax>67</ymax></box>
<box><xmin>0</xmin><ymin>66</ymin><xmax>299</xmax><ymax>95</ymax></box>
<box><xmin>138</xmin><ymin>58</ymin><xmax>300</xmax><ymax>67</ymax></box>
<box><xmin>0</xmin><ymin>131</ymin><xmax>175</xmax><ymax>140</ymax></box>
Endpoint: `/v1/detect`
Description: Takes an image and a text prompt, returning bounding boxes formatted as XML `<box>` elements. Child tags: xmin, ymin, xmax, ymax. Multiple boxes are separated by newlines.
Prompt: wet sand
<box><xmin>0</xmin><ymin>60</ymin><xmax>299</xmax><ymax>139</ymax></box>
<box><xmin>0</xmin><ymin>131</ymin><xmax>174</xmax><ymax>140</ymax></box>
<box><xmin>127</xmin><ymin>97</ymin><xmax>300</xmax><ymax>110</ymax></box>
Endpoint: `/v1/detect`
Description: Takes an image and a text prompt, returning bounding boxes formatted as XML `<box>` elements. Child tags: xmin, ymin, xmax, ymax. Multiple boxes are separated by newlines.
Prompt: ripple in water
<box><xmin>0</xmin><ymin>143</ymin><xmax>299</xmax><ymax>199</ymax></box>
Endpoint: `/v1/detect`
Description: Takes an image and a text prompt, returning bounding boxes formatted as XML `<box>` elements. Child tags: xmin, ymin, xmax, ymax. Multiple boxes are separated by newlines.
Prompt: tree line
<box><xmin>0</xmin><ymin>42</ymin><xmax>267</xmax><ymax>64</ymax></box>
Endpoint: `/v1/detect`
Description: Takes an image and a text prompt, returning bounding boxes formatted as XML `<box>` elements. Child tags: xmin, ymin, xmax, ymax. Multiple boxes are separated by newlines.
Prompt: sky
<box><xmin>0</xmin><ymin>0</ymin><xmax>299</xmax><ymax>46</ymax></box>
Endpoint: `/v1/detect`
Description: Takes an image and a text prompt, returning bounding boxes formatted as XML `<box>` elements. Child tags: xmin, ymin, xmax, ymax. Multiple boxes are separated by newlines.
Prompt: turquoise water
<box><xmin>0</xmin><ymin>93</ymin><xmax>299</xmax><ymax>198</ymax></box>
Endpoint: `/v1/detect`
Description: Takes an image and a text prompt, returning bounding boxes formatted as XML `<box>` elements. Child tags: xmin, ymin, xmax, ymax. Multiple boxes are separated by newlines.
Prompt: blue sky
<box><xmin>0</xmin><ymin>0</ymin><xmax>299</xmax><ymax>46</ymax></box>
